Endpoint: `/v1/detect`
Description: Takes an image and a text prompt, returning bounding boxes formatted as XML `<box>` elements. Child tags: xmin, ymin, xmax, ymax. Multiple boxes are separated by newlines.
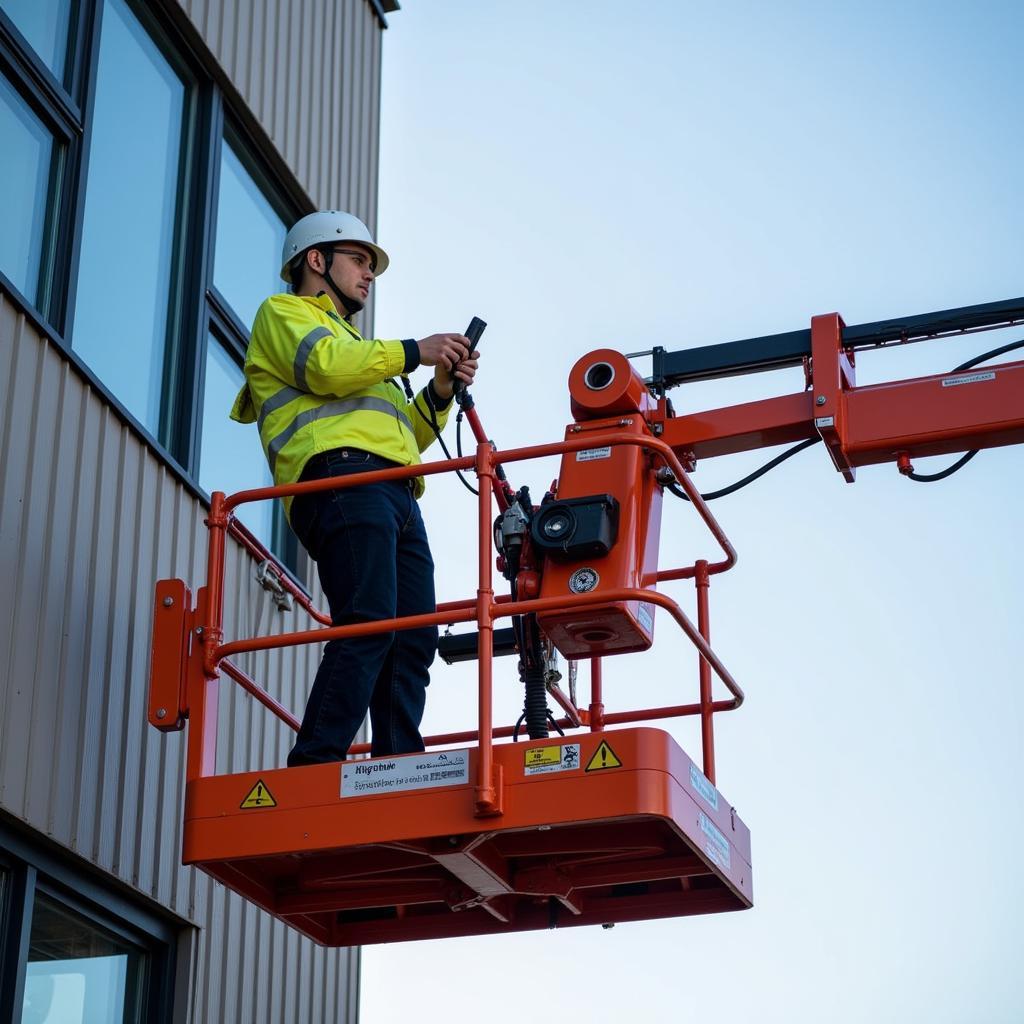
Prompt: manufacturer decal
<box><xmin>568</xmin><ymin>568</ymin><xmax>600</xmax><ymax>594</ymax></box>
<box><xmin>689</xmin><ymin>764</ymin><xmax>719</xmax><ymax>810</ymax></box>
<box><xmin>524</xmin><ymin>743</ymin><xmax>581</xmax><ymax>776</ymax></box>
<box><xmin>941</xmin><ymin>371</ymin><xmax>995</xmax><ymax>388</ymax></box>
<box><xmin>341</xmin><ymin>749</ymin><xmax>470</xmax><ymax>797</ymax></box>
<box><xmin>576</xmin><ymin>446</ymin><xmax>612</xmax><ymax>462</ymax></box>
<box><xmin>637</xmin><ymin>602</ymin><xmax>654</xmax><ymax>633</ymax></box>
<box><xmin>699</xmin><ymin>811</ymin><xmax>731</xmax><ymax>870</ymax></box>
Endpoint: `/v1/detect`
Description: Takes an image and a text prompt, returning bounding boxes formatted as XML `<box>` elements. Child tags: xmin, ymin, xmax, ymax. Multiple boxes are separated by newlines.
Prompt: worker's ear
<box><xmin>306</xmin><ymin>248</ymin><xmax>325</xmax><ymax>276</ymax></box>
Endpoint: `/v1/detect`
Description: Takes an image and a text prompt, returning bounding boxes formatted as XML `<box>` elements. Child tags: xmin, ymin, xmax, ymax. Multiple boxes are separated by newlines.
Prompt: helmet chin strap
<box><xmin>318</xmin><ymin>249</ymin><xmax>364</xmax><ymax>318</ymax></box>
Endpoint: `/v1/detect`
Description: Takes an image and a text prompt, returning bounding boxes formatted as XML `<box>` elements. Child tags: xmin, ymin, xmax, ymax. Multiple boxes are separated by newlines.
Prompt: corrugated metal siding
<box><xmin>173</xmin><ymin>0</ymin><xmax>383</xmax><ymax>224</ymax></box>
<box><xmin>1</xmin><ymin>0</ymin><xmax>384</xmax><ymax>1018</ymax></box>
<box><xmin>0</xmin><ymin>296</ymin><xmax>359</xmax><ymax>1023</ymax></box>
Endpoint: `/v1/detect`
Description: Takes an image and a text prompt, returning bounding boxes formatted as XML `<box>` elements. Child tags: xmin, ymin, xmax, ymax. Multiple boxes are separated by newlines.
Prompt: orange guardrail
<box><xmin>191</xmin><ymin>422</ymin><xmax>742</xmax><ymax>814</ymax></box>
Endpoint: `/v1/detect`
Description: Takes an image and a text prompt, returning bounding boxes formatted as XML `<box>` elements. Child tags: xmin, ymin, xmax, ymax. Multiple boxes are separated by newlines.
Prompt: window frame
<box><xmin>0</xmin><ymin>817</ymin><xmax>178</xmax><ymax>1024</ymax></box>
<box><xmin>0</xmin><ymin>0</ymin><xmax>311</xmax><ymax>577</ymax></box>
<box><xmin>0</xmin><ymin>0</ymin><xmax>93</xmax><ymax>327</ymax></box>
<box><xmin>199</xmin><ymin>116</ymin><xmax>303</xmax><ymax>572</ymax></box>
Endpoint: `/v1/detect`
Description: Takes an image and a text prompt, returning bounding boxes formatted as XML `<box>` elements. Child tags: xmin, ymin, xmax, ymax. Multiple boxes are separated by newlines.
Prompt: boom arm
<box><xmin>642</xmin><ymin>297</ymin><xmax>1024</xmax><ymax>482</ymax></box>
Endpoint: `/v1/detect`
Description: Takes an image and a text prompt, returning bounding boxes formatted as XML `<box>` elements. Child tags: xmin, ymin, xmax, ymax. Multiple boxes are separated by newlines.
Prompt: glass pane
<box><xmin>0</xmin><ymin>0</ymin><xmax>73</xmax><ymax>81</ymax></box>
<box><xmin>71</xmin><ymin>0</ymin><xmax>185</xmax><ymax>436</ymax></box>
<box><xmin>213</xmin><ymin>141</ymin><xmax>287</xmax><ymax>330</ymax></box>
<box><xmin>200</xmin><ymin>338</ymin><xmax>274</xmax><ymax>549</ymax></box>
<box><xmin>0</xmin><ymin>76</ymin><xmax>54</xmax><ymax>303</ymax></box>
<box><xmin>22</xmin><ymin>892</ymin><xmax>145</xmax><ymax>1024</ymax></box>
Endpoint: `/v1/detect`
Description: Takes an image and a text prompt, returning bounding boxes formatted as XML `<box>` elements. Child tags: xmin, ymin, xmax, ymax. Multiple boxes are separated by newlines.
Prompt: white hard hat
<box><xmin>279</xmin><ymin>210</ymin><xmax>389</xmax><ymax>281</ymax></box>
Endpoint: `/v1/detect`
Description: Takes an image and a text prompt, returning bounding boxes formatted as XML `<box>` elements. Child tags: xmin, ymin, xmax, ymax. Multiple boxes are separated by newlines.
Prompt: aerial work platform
<box><xmin>183</xmin><ymin>729</ymin><xmax>750</xmax><ymax>945</ymax></box>
<box><xmin>150</xmin><ymin>295</ymin><xmax>1024</xmax><ymax>946</ymax></box>
<box><xmin>151</xmin><ymin>348</ymin><xmax>754</xmax><ymax>945</ymax></box>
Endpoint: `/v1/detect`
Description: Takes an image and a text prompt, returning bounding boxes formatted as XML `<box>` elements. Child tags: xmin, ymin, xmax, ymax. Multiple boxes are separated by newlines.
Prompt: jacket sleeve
<box><xmin>409</xmin><ymin>381</ymin><xmax>453</xmax><ymax>453</ymax></box>
<box><xmin>250</xmin><ymin>295</ymin><xmax>411</xmax><ymax>398</ymax></box>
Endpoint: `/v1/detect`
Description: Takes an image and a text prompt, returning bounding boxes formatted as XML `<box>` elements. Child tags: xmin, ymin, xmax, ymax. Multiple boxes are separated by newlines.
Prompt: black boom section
<box><xmin>651</xmin><ymin>295</ymin><xmax>1024</xmax><ymax>387</ymax></box>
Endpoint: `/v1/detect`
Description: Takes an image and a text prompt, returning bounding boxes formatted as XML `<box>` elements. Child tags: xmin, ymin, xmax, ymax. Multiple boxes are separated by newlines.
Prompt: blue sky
<box><xmin>363</xmin><ymin>3</ymin><xmax>1023</xmax><ymax>1020</ymax></box>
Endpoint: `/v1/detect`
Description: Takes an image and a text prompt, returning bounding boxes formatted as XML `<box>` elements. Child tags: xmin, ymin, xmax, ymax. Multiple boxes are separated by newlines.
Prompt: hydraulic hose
<box><xmin>522</xmin><ymin>656</ymin><xmax>550</xmax><ymax>740</ymax></box>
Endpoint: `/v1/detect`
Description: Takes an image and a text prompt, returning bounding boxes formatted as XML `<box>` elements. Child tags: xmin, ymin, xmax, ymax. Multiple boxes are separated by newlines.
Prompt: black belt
<box><xmin>301</xmin><ymin>449</ymin><xmax>414</xmax><ymax>489</ymax></box>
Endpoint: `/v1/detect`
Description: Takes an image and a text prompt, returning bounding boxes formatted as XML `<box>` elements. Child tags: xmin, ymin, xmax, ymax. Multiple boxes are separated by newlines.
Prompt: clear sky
<box><xmin>363</xmin><ymin>3</ymin><xmax>1023</xmax><ymax>1021</ymax></box>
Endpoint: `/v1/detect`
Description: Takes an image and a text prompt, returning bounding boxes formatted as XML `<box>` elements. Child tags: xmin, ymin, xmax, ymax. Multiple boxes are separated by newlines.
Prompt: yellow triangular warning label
<box><xmin>240</xmin><ymin>779</ymin><xmax>277</xmax><ymax>809</ymax></box>
<box><xmin>585</xmin><ymin>740</ymin><xmax>623</xmax><ymax>772</ymax></box>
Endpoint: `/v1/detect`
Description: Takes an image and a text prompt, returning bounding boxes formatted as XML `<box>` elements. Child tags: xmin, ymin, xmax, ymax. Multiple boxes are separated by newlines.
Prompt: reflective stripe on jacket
<box><xmin>230</xmin><ymin>292</ymin><xmax>450</xmax><ymax>518</ymax></box>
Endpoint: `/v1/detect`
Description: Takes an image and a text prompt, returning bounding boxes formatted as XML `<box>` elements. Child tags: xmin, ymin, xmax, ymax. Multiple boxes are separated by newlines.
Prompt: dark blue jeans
<box><xmin>286</xmin><ymin>449</ymin><xmax>437</xmax><ymax>765</ymax></box>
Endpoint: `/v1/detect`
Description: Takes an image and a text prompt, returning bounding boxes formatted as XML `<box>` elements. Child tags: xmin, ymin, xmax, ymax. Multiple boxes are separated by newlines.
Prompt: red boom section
<box><xmin>659</xmin><ymin>313</ymin><xmax>1024</xmax><ymax>478</ymax></box>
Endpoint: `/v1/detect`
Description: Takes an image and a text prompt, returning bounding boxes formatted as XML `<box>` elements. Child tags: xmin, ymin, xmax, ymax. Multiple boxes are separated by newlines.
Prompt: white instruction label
<box><xmin>941</xmin><ymin>371</ymin><xmax>995</xmax><ymax>388</ymax></box>
<box><xmin>699</xmin><ymin>811</ymin><xmax>731</xmax><ymax>870</ymax></box>
<box><xmin>341</xmin><ymin>749</ymin><xmax>470</xmax><ymax>797</ymax></box>
<box><xmin>689</xmin><ymin>764</ymin><xmax>719</xmax><ymax>810</ymax></box>
<box><xmin>524</xmin><ymin>743</ymin><xmax>581</xmax><ymax>776</ymax></box>
<box><xmin>637</xmin><ymin>602</ymin><xmax>654</xmax><ymax>634</ymax></box>
<box><xmin>576</xmin><ymin>446</ymin><xmax>612</xmax><ymax>462</ymax></box>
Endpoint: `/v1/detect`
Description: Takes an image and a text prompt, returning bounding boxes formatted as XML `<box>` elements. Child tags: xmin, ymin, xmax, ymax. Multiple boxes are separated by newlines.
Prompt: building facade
<box><xmin>0</xmin><ymin>0</ymin><xmax>396</xmax><ymax>1019</ymax></box>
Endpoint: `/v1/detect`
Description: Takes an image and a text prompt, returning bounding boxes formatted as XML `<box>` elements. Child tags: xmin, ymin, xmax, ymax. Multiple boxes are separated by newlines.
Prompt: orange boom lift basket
<box><xmin>150</xmin><ymin>295</ymin><xmax>1024</xmax><ymax>945</ymax></box>
<box><xmin>149</xmin><ymin>349</ymin><xmax>752</xmax><ymax>945</ymax></box>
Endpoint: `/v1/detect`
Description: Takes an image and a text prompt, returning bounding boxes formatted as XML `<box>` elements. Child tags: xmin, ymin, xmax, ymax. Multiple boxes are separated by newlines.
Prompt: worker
<box><xmin>230</xmin><ymin>210</ymin><xmax>478</xmax><ymax>765</ymax></box>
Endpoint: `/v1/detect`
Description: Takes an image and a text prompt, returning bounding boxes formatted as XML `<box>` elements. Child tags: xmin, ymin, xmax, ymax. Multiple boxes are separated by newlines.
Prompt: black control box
<box><xmin>530</xmin><ymin>494</ymin><xmax>619</xmax><ymax>559</ymax></box>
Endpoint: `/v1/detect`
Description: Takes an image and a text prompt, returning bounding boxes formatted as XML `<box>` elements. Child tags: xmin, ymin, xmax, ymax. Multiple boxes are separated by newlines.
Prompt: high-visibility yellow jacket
<box><xmin>230</xmin><ymin>292</ymin><xmax>450</xmax><ymax>518</ymax></box>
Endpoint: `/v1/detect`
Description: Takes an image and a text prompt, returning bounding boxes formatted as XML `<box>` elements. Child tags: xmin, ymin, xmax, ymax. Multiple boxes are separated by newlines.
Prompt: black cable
<box><xmin>669</xmin><ymin>437</ymin><xmax>820</xmax><ymax>502</ymax></box>
<box><xmin>512</xmin><ymin>712</ymin><xmax>525</xmax><ymax>742</ymax></box>
<box><xmin>906</xmin><ymin>450</ymin><xmax>979</xmax><ymax>482</ymax></box>
<box><xmin>412</xmin><ymin>390</ymin><xmax>479</xmax><ymax>495</ymax></box>
<box><xmin>546</xmin><ymin>711</ymin><xmax>565</xmax><ymax>737</ymax></box>
<box><xmin>952</xmin><ymin>337</ymin><xmax>1024</xmax><ymax>373</ymax></box>
<box><xmin>907</xmin><ymin>336</ymin><xmax>1024</xmax><ymax>483</ymax></box>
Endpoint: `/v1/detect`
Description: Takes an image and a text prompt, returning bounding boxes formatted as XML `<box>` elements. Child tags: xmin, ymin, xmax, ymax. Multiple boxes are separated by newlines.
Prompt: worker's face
<box><xmin>307</xmin><ymin>243</ymin><xmax>376</xmax><ymax>312</ymax></box>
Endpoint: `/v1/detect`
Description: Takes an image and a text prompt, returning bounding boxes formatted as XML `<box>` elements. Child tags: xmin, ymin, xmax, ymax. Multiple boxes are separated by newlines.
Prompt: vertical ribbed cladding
<box><xmin>172</xmin><ymin>0</ymin><xmax>385</xmax><ymax>336</ymax></box>
<box><xmin>0</xmin><ymin>2</ymin><xmax>385</xmax><ymax>1016</ymax></box>
<box><xmin>0</xmin><ymin>294</ymin><xmax>358</xmax><ymax>1022</ymax></box>
<box><xmin>174</xmin><ymin>0</ymin><xmax>384</xmax><ymax>218</ymax></box>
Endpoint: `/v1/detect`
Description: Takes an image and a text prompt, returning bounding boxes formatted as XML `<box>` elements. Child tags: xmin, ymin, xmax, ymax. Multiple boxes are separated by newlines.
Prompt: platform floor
<box><xmin>183</xmin><ymin>728</ymin><xmax>752</xmax><ymax>945</ymax></box>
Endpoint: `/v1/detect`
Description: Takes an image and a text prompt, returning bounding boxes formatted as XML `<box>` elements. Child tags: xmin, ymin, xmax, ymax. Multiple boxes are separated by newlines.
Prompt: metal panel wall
<box><xmin>173</xmin><ymin>0</ymin><xmax>383</xmax><ymax>221</ymax></box>
<box><xmin>0</xmin><ymin>1</ymin><xmax>385</xmax><ymax>1018</ymax></box>
<box><xmin>0</xmin><ymin>295</ymin><xmax>359</xmax><ymax>1023</ymax></box>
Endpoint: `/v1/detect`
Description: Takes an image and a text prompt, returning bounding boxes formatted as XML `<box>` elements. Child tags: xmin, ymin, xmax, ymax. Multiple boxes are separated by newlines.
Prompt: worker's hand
<box><xmin>433</xmin><ymin>347</ymin><xmax>480</xmax><ymax>401</ymax></box>
<box><xmin>416</xmin><ymin>334</ymin><xmax>470</xmax><ymax>372</ymax></box>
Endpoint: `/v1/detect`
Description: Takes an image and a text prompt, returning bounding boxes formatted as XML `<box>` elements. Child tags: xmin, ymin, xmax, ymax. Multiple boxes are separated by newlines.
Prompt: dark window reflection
<box><xmin>71</xmin><ymin>0</ymin><xmax>185</xmax><ymax>436</ymax></box>
<box><xmin>0</xmin><ymin>76</ymin><xmax>55</xmax><ymax>304</ymax></box>
<box><xmin>0</xmin><ymin>0</ymin><xmax>73</xmax><ymax>82</ymax></box>
<box><xmin>22</xmin><ymin>892</ymin><xmax>146</xmax><ymax>1024</ymax></box>
<box><xmin>214</xmin><ymin>140</ymin><xmax>287</xmax><ymax>331</ymax></box>
<box><xmin>200</xmin><ymin>336</ymin><xmax>275</xmax><ymax>548</ymax></box>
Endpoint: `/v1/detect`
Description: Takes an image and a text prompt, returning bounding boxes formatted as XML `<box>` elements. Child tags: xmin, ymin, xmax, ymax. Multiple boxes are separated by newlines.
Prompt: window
<box><xmin>0</xmin><ymin>826</ymin><xmax>175</xmax><ymax>1023</ymax></box>
<box><xmin>23</xmin><ymin>893</ymin><xmax>146</xmax><ymax>1023</ymax></box>
<box><xmin>201</xmin><ymin>134</ymin><xmax>296</xmax><ymax>563</ymax></box>
<box><xmin>0</xmin><ymin>0</ymin><xmax>304</xmax><ymax>570</ymax></box>
<box><xmin>200</xmin><ymin>335</ymin><xmax>275</xmax><ymax>548</ymax></box>
<box><xmin>0</xmin><ymin>0</ymin><xmax>75</xmax><ymax>82</ymax></box>
<box><xmin>213</xmin><ymin>139</ymin><xmax>287</xmax><ymax>332</ymax></box>
<box><xmin>0</xmin><ymin>76</ymin><xmax>58</xmax><ymax>305</ymax></box>
<box><xmin>71</xmin><ymin>0</ymin><xmax>187</xmax><ymax>438</ymax></box>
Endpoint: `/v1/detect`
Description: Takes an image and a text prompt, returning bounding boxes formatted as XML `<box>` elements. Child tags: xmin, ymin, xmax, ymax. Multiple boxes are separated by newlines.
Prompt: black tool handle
<box><xmin>454</xmin><ymin>316</ymin><xmax>486</xmax><ymax>403</ymax></box>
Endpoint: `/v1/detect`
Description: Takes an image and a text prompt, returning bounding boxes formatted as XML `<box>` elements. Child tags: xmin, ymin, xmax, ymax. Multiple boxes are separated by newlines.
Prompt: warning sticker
<box><xmin>240</xmin><ymin>779</ymin><xmax>277</xmax><ymax>809</ymax></box>
<box><xmin>585</xmin><ymin>740</ymin><xmax>623</xmax><ymax>772</ymax></box>
<box><xmin>524</xmin><ymin>744</ymin><xmax>581</xmax><ymax>776</ymax></box>
<box><xmin>576</xmin><ymin>446</ymin><xmax>612</xmax><ymax>462</ymax></box>
<box><xmin>689</xmin><ymin>764</ymin><xmax>719</xmax><ymax>810</ymax></box>
<box><xmin>341</xmin><ymin>749</ymin><xmax>470</xmax><ymax>797</ymax></box>
<box><xmin>699</xmin><ymin>811</ymin><xmax>731</xmax><ymax>870</ymax></box>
